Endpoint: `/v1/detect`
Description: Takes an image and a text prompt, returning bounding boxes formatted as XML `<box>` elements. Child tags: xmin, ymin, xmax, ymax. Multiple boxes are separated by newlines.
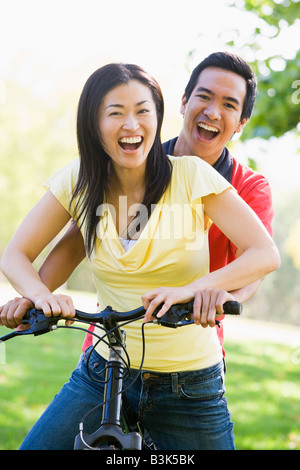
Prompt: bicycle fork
<box><xmin>74</xmin><ymin>331</ymin><xmax>142</xmax><ymax>450</ymax></box>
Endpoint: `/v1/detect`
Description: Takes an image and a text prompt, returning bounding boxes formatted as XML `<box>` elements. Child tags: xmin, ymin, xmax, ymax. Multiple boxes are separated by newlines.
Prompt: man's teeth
<box><xmin>119</xmin><ymin>136</ymin><xmax>142</xmax><ymax>144</ymax></box>
<box><xmin>198</xmin><ymin>123</ymin><xmax>219</xmax><ymax>133</ymax></box>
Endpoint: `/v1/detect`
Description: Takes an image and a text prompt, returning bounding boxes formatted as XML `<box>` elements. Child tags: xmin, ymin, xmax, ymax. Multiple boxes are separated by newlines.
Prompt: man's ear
<box><xmin>235</xmin><ymin>117</ymin><xmax>248</xmax><ymax>133</ymax></box>
<box><xmin>180</xmin><ymin>94</ymin><xmax>187</xmax><ymax>115</ymax></box>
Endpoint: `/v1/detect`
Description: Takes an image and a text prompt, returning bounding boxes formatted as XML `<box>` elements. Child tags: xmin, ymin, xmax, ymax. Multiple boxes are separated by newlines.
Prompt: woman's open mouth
<box><xmin>197</xmin><ymin>123</ymin><xmax>219</xmax><ymax>142</ymax></box>
<box><xmin>118</xmin><ymin>136</ymin><xmax>143</xmax><ymax>151</ymax></box>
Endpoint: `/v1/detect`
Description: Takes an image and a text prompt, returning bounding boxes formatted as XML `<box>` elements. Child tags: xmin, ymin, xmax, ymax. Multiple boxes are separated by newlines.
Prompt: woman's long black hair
<box><xmin>70</xmin><ymin>63</ymin><xmax>172</xmax><ymax>256</ymax></box>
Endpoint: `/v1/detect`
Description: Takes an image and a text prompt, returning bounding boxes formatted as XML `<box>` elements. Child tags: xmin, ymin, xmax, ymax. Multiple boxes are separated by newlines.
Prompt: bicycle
<box><xmin>0</xmin><ymin>300</ymin><xmax>242</xmax><ymax>450</ymax></box>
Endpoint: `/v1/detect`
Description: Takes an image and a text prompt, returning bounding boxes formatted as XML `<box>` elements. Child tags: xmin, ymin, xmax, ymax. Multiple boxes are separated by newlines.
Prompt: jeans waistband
<box><xmin>139</xmin><ymin>360</ymin><xmax>224</xmax><ymax>385</ymax></box>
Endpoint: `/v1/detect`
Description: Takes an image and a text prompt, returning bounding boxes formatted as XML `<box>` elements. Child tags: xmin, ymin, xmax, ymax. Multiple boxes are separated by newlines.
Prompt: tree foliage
<box><xmin>228</xmin><ymin>0</ymin><xmax>300</xmax><ymax>140</ymax></box>
<box><xmin>0</xmin><ymin>80</ymin><xmax>77</xmax><ymax>251</ymax></box>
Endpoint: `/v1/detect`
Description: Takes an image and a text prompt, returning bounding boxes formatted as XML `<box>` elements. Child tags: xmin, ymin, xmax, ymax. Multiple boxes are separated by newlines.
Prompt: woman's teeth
<box><xmin>119</xmin><ymin>136</ymin><xmax>143</xmax><ymax>144</ymax></box>
<box><xmin>118</xmin><ymin>136</ymin><xmax>143</xmax><ymax>150</ymax></box>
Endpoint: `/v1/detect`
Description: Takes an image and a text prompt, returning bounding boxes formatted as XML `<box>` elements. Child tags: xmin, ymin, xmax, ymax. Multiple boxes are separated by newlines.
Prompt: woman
<box><xmin>0</xmin><ymin>63</ymin><xmax>280</xmax><ymax>450</ymax></box>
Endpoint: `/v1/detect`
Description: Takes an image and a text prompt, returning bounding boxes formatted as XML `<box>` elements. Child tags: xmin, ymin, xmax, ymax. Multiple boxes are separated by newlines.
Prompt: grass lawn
<box><xmin>0</xmin><ymin>318</ymin><xmax>299</xmax><ymax>450</ymax></box>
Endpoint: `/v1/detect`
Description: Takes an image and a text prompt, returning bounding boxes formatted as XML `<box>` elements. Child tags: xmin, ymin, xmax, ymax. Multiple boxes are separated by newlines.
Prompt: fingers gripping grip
<box><xmin>153</xmin><ymin>300</ymin><xmax>242</xmax><ymax>328</ymax></box>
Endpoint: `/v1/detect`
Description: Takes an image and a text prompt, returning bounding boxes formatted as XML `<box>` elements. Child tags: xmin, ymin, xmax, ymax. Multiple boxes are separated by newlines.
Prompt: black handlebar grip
<box><xmin>223</xmin><ymin>301</ymin><xmax>242</xmax><ymax>315</ymax></box>
<box><xmin>185</xmin><ymin>300</ymin><xmax>242</xmax><ymax>315</ymax></box>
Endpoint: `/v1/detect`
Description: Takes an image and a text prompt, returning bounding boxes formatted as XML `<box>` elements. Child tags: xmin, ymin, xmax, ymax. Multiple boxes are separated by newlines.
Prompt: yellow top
<box><xmin>44</xmin><ymin>155</ymin><xmax>232</xmax><ymax>372</ymax></box>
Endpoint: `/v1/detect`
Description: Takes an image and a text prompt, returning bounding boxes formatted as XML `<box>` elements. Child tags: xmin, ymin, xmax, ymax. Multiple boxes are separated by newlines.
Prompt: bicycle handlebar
<box><xmin>0</xmin><ymin>301</ymin><xmax>242</xmax><ymax>342</ymax></box>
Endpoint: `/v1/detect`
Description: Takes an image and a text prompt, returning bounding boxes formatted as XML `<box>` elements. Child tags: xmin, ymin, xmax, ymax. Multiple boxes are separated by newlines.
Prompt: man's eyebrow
<box><xmin>195</xmin><ymin>86</ymin><xmax>213</xmax><ymax>95</ymax></box>
<box><xmin>223</xmin><ymin>95</ymin><xmax>241</xmax><ymax>106</ymax></box>
<box><xmin>195</xmin><ymin>86</ymin><xmax>241</xmax><ymax>106</ymax></box>
<box><xmin>105</xmin><ymin>100</ymin><xmax>150</xmax><ymax>109</ymax></box>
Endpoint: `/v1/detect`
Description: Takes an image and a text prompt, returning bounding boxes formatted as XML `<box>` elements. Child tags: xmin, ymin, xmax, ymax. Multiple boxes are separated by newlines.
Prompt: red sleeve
<box><xmin>231</xmin><ymin>159</ymin><xmax>274</xmax><ymax>237</ymax></box>
<box><xmin>209</xmin><ymin>158</ymin><xmax>274</xmax><ymax>273</ymax></box>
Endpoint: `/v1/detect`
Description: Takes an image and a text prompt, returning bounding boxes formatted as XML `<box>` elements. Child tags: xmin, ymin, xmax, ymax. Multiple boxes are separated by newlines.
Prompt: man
<box><xmin>162</xmin><ymin>52</ymin><xmax>273</xmax><ymax>354</ymax></box>
<box><xmin>0</xmin><ymin>52</ymin><xmax>274</xmax><ymax>357</ymax></box>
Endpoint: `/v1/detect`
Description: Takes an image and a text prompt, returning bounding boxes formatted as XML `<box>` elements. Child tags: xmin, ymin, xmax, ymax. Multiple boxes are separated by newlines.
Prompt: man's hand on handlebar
<box><xmin>0</xmin><ymin>293</ymin><xmax>76</xmax><ymax>329</ymax></box>
<box><xmin>0</xmin><ymin>297</ymin><xmax>34</xmax><ymax>330</ymax></box>
<box><xmin>142</xmin><ymin>287</ymin><xmax>236</xmax><ymax>327</ymax></box>
<box><xmin>192</xmin><ymin>289</ymin><xmax>236</xmax><ymax>327</ymax></box>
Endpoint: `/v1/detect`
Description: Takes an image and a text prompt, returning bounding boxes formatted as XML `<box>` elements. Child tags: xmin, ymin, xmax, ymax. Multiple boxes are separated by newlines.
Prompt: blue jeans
<box><xmin>19</xmin><ymin>346</ymin><xmax>235</xmax><ymax>450</ymax></box>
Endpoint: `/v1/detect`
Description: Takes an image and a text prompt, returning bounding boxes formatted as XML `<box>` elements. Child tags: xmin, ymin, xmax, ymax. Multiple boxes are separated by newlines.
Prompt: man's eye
<box><xmin>224</xmin><ymin>103</ymin><xmax>236</xmax><ymax>110</ymax></box>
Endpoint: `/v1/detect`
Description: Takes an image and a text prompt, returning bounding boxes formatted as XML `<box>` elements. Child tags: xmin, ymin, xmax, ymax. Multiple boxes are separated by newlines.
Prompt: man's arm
<box><xmin>38</xmin><ymin>220</ymin><xmax>86</xmax><ymax>291</ymax></box>
<box><xmin>0</xmin><ymin>220</ymin><xmax>86</xmax><ymax>329</ymax></box>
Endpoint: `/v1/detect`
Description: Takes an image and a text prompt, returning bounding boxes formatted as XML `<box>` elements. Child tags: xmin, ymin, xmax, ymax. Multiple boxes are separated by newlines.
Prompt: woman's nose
<box><xmin>122</xmin><ymin>113</ymin><xmax>140</xmax><ymax>130</ymax></box>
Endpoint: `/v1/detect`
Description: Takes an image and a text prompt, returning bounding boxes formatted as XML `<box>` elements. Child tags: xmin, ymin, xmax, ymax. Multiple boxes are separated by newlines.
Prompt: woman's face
<box><xmin>98</xmin><ymin>79</ymin><xmax>158</xmax><ymax>172</ymax></box>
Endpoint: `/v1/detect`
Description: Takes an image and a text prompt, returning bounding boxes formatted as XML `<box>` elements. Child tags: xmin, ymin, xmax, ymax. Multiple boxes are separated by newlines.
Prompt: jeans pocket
<box><xmin>75</xmin><ymin>346</ymin><xmax>107</xmax><ymax>384</ymax></box>
<box><xmin>179</xmin><ymin>372</ymin><xmax>224</xmax><ymax>401</ymax></box>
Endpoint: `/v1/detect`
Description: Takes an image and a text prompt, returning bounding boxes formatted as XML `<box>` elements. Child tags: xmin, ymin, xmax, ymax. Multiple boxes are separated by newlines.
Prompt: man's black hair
<box><xmin>184</xmin><ymin>51</ymin><xmax>257</xmax><ymax>120</ymax></box>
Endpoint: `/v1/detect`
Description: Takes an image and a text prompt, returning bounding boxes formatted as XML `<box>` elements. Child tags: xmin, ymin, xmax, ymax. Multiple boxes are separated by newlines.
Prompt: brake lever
<box><xmin>0</xmin><ymin>309</ymin><xmax>60</xmax><ymax>342</ymax></box>
<box><xmin>153</xmin><ymin>305</ymin><xmax>193</xmax><ymax>328</ymax></box>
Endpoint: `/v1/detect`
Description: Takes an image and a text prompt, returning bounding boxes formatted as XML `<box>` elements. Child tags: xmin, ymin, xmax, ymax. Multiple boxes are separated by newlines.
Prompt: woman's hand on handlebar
<box><xmin>34</xmin><ymin>293</ymin><xmax>75</xmax><ymax>325</ymax></box>
<box><xmin>142</xmin><ymin>286</ymin><xmax>236</xmax><ymax>327</ymax></box>
<box><xmin>142</xmin><ymin>285</ymin><xmax>195</xmax><ymax>323</ymax></box>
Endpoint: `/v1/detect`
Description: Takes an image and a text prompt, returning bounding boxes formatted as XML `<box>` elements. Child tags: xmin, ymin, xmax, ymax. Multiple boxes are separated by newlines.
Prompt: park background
<box><xmin>0</xmin><ymin>0</ymin><xmax>299</xmax><ymax>450</ymax></box>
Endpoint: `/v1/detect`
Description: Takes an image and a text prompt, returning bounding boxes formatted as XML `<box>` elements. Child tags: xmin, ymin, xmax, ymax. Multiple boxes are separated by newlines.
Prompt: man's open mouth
<box><xmin>197</xmin><ymin>123</ymin><xmax>219</xmax><ymax>141</ymax></box>
<box><xmin>118</xmin><ymin>136</ymin><xmax>143</xmax><ymax>151</ymax></box>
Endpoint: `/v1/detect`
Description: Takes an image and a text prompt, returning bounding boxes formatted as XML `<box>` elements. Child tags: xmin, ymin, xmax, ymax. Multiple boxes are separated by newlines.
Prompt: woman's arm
<box><xmin>0</xmin><ymin>191</ymin><xmax>76</xmax><ymax>317</ymax></box>
<box><xmin>142</xmin><ymin>188</ymin><xmax>280</xmax><ymax>322</ymax></box>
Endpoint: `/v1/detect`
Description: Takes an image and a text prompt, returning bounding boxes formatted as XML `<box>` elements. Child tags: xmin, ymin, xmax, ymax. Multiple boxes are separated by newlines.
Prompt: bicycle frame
<box><xmin>74</xmin><ymin>319</ymin><xmax>143</xmax><ymax>450</ymax></box>
<box><xmin>0</xmin><ymin>300</ymin><xmax>242</xmax><ymax>450</ymax></box>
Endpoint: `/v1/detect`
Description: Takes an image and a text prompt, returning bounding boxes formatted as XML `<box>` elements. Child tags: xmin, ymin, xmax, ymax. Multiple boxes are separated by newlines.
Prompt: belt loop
<box><xmin>171</xmin><ymin>373</ymin><xmax>179</xmax><ymax>394</ymax></box>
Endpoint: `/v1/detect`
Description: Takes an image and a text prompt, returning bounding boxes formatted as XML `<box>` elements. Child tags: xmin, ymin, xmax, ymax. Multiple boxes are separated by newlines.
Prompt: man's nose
<box><xmin>203</xmin><ymin>101</ymin><xmax>221</xmax><ymax>121</ymax></box>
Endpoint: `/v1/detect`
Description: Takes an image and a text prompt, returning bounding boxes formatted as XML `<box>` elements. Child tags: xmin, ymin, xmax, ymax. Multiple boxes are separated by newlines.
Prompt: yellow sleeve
<box><xmin>43</xmin><ymin>159</ymin><xmax>80</xmax><ymax>217</ymax></box>
<box><xmin>182</xmin><ymin>156</ymin><xmax>232</xmax><ymax>203</ymax></box>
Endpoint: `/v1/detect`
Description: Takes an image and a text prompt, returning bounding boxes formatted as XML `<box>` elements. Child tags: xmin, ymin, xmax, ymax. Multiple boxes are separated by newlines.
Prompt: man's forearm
<box><xmin>229</xmin><ymin>279</ymin><xmax>262</xmax><ymax>304</ymax></box>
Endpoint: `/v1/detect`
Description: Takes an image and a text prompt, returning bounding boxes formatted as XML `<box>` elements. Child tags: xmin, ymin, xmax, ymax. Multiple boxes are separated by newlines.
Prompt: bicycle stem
<box><xmin>101</xmin><ymin>331</ymin><xmax>126</xmax><ymax>427</ymax></box>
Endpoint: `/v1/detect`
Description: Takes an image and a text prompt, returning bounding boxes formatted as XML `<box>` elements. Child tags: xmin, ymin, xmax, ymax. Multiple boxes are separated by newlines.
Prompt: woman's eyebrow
<box><xmin>105</xmin><ymin>100</ymin><xmax>150</xmax><ymax>110</ymax></box>
<box><xmin>105</xmin><ymin>103</ymin><xmax>123</xmax><ymax>110</ymax></box>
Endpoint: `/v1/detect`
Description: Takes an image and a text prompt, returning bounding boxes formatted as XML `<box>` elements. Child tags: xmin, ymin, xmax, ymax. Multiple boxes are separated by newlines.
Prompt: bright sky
<box><xmin>1</xmin><ymin>0</ymin><xmax>242</xmax><ymax>76</ymax></box>
<box><xmin>1</xmin><ymin>0</ymin><xmax>298</xmax><ymax>108</ymax></box>
<box><xmin>0</xmin><ymin>0</ymin><xmax>275</xmax><ymax>95</ymax></box>
<box><xmin>1</xmin><ymin>0</ymin><xmax>299</xmax><ymax>187</ymax></box>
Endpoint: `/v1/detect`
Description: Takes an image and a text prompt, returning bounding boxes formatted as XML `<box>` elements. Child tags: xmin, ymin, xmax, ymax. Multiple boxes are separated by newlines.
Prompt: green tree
<box><xmin>228</xmin><ymin>0</ymin><xmax>300</xmax><ymax>140</ymax></box>
<box><xmin>0</xmin><ymin>80</ymin><xmax>77</xmax><ymax>253</ymax></box>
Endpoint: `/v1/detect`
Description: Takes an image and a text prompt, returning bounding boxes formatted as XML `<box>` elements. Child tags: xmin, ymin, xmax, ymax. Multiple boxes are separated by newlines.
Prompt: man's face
<box><xmin>179</xmin><ymin>67</ymin><xmax>248</xmax><ymax>165</ymax></box>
